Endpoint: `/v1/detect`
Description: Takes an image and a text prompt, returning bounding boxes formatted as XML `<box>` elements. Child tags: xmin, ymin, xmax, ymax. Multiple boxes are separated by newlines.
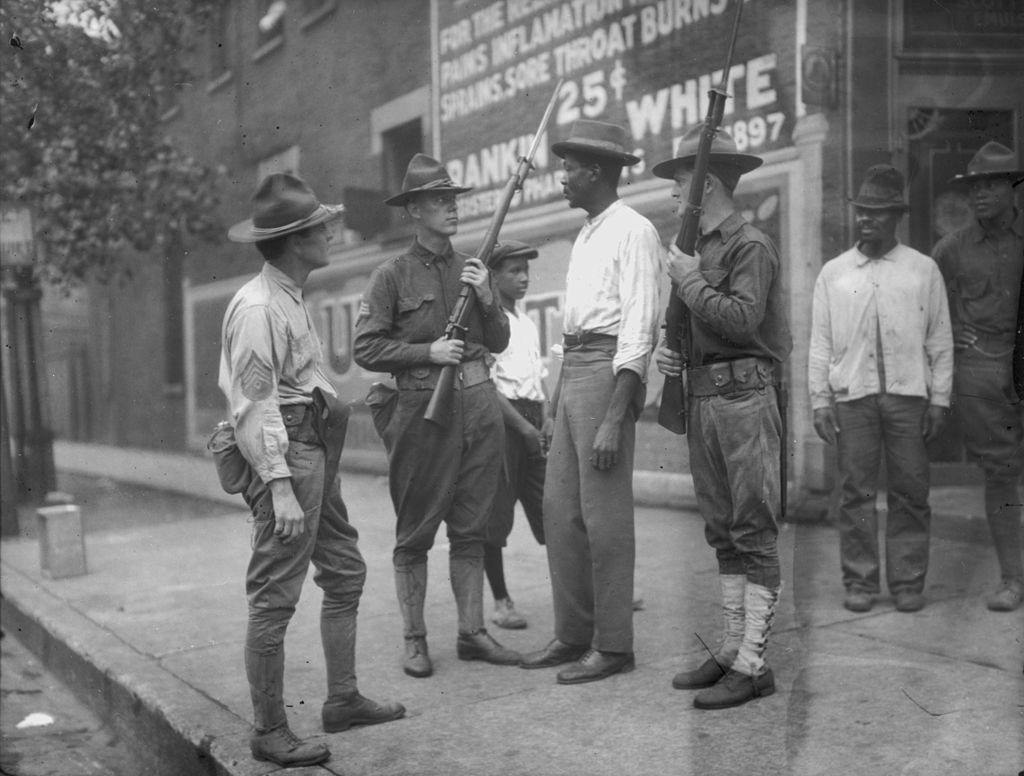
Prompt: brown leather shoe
<box><xmin>456</xmin><ymin>629</ymin><xmax>521</xmax><ymax>665</ymax></box>
<box><xmin>519</xmin><ymin>638</ymin><xmax>589</xmax><ymax>669</ymax></box>
<box><xmin>250</xmin><ymin>725</ymin><xmax>330</xmax><ymax>767</ymax></box>
<box><xmin>671</xmin><ymin>656</ymin><xmax>729</xmax><ymax>690</ymax></box>
<box><xmin>322</xmin><ymin>692</ymin><xmax>406</xmax><ymax>733</ymax></box>
<box><xmin>693</xmin><ymin>668</ymin><xmax>774</xmax><ymax>710</ymax></box>
<box><xmin>403</xmin><ymin>636</ymin><xmax>433</xmax><ymax>678</ymax></box>
<box><xmin>556</xmin><ymin>649</ymin><xmax>635</xmax><ymax>685</ymax></box>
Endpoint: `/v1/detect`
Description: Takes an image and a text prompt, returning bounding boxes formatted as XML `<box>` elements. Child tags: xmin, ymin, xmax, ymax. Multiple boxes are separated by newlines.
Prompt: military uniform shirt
<box><xmin>676</xmin><ymin>212</ymin><xmax>792</xmax><ymax>365</ymax></box>
<box><xmin>353</xmin><ymin>239</ymin><xmax>509</xmax><ymax>374</ymax></box>
<box><xmin>218</xmin><ymin>262</ymin><xmax>336</xmax><ymax>484</ymax></box>
<box><xmin>932</xmin><ymin>209</ymin><xmax>1024</xmax><ymax>348</ymax></box>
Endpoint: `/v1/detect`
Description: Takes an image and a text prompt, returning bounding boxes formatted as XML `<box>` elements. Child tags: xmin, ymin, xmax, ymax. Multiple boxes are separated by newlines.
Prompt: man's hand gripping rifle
<box><xmin>424</xmin><ymin>79</ymin><xmax>564</xmax><ymax>425</ymax></box>
<box><xmin>657</xmin><ymin>1</ymin><xmax>744</xmax><ymax>435</ymax></box>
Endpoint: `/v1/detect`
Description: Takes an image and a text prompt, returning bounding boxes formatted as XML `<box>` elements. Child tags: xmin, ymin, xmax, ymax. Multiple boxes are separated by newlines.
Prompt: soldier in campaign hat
<box><xmin>653</xmin><ymin>124</ymin><xmax>792</xmax><ymax>710</ymax></box>
<box><xmin>932</xmin><ymin>141</ymin><xmax>1024</xmax><ymax>612</ymax></box>
<box><xmin>354</xmin><ymin>154</ymin><xmax>520</xmax><ymax>678</ymax></box>
<box><xmin>219</xmin><ymin>173</ymin><xmax>404</xmax><ymax>768</ymax></box>
<box><xmin>520</xmin><ymin>120</ymin><xmax>663</xmax><ymax>684</ymax></box>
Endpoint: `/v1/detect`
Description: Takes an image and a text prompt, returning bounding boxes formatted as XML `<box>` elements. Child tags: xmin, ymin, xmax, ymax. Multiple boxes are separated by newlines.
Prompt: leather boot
<box><xmin>246</xmin><ymin>646</ymin><xmax>330</xmax><ymax>765</ymax></box>
<box><xmin>672</xmin><ymin>574</ymin><xmax>744</xmax><ymax>690</ymax></box>
<box><xmin>449</xmin><ymin>555</ymin><xmax>486</xmax><ymax>635</ymax></box>
<box><xmin>395</xmin><ymin>564</ymin><xmax>432</xmax><ymax>678</ymax></box>
<box><xmin>250</xmin><ymin>726</ymin><xmax>330</xmax><ymax>767</ymax></box>
<box><xmin>320</xmin><ymin>612</ymin><xmax>406</xmax><ymax>731</ymax></box>
<box><xmin>245</xmin><ymin>645</ymin><xmax>287</xmax><ymax>734</ymax></box>
<box><xmin>451</xmin><ymin>555</ymin><xmax>521</xmax><ymax>665</ymax></box>
<box><xmin>321</xmin><ymin>612</ymin><xmax>358</xmax><ymax>699</ymax></box>
<box><xmin>322</xmin><ymin>692</ymin><xmax>405</xmax><ymax>733</ymax></box>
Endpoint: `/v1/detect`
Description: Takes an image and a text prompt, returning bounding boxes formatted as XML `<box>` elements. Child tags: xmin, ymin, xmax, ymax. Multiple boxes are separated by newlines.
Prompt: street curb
<box><xmin>0</xmin><ymin>564</ymin><xmax>263</xmax><ymax>776</ymax></box>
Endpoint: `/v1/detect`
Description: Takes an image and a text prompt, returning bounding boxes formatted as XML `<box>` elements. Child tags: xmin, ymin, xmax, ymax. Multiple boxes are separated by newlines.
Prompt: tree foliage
<box><xmin>1</xmin><ymin>0</ymin><xmax>221</xmax><ymax>285</ymax></box>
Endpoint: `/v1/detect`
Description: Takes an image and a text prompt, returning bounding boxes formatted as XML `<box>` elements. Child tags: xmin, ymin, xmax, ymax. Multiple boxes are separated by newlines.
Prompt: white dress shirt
<box><xmin>808</xmin><ymin>242</ymin><xmax>953</xmax><ymax>410</ymax></box>
<box><xmin>492</xmin><ymin>304</ymin><xmax>547</xmax><ymax>402</ymax></box>
<box><xmin>562</xmin><ymin>199</ymin><xmax>664</xmax><ymax>376</ymax></box>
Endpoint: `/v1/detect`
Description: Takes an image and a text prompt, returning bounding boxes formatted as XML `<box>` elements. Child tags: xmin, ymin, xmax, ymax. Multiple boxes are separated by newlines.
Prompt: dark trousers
<box><xmin>380</xmin><ymin>381</ymin><xmax>505</xmax><ymax>566</ymax></box>
<box><xmin>486</xmin><ymin>399</ymin><xmax>546</xmax><ymax>548</ymax></box>
<box><xmin>688</xmin><ymin>386</ymin><xmax>782</xmax><ymax>589</ymax></box>
<box><xmin>835</xmin><ymin>395</ymin><xmax>931</xmax><ymax>595</ymax></box>
<box><xmin>955</xmin><ymin>349</ymin><xmax>1024</xmax><ymax>583</ymax></box>
<box><xmin>544</xmin><ymin>348</ymin><xmax>636</xmax><ymax>653</ymax></box>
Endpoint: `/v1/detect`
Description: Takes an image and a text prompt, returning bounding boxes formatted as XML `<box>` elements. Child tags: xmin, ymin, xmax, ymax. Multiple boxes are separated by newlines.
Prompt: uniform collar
<box><xmin>261</xmin><ymin>261</ymin><xmax>303</xmax><ymax>301</ymax></box>
<box><xmin>968</xmin><ymin>207</ymin><xmax>1023</xmax><ymax>243</ymax></box>
<box><xmin>702</xmin><ymin>211</ymin><xmax>744</xmax><ymax>242</ymax></box>
<box><xmin>410</xmin><ymin>238</ymin><xmax>454</xmax><ymax>266</ymax></box>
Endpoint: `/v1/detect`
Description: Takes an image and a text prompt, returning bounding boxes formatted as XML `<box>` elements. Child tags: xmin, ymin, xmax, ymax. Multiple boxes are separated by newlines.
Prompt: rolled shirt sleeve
<box><xmin>614</xmin><ymin>223</ymin><xmax>664</xmax><ymax>377</ymax></box>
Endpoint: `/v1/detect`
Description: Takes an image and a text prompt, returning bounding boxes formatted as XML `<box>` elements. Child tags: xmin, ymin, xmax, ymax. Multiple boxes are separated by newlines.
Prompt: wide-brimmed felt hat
<box><xmin>384</xmin><ymin>153</ymin><xmax>472</xmax><ymax>207</ymax></box>
<box><xmin>848</xmin><ymin>164</ymin><xmax>909</xmax><ymax>211</ymax></box>
<box><xmin>228</xmin><ymin>173</ymin><xmax>344</xmax><ymax>243</ymax></box>
<box><xmin>948</xmin><ymin>141</ymin><xmax>1024</xmax><ymax>186</ymax></box>
<box><xmin>491</xmin><ymin>240</ymin><xmax>539</xmax><ymax>264</ymax></box>
<box><xmin>551</xmin><ymin>120</ymin><xmax>640</xmax><ymax>166</ymax></box>
<box><xmin>651</xmin><ymin>124</ymin><xmax>763</xmax><ymax>180</ymax></box>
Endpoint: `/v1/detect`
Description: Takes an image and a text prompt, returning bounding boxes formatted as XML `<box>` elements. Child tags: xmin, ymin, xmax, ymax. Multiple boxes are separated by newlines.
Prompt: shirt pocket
<box><xmin>397</xmin><ymin>293</ymin><xmax>436</xmax><ymax>314</ymax></box>
<box><xmin>396</xmin><ymin>292</ymin><xmax>438</xmax><ymax>336</ymax></box>
<box><xmin>956</xmin><ymin>275</ymin><xmax>990</xmax><ymax>302</ymax></box>
<box><xmin>288</xmin><ymin>330</ymin><xmax>316</xmax><ymax>383</ymax></box>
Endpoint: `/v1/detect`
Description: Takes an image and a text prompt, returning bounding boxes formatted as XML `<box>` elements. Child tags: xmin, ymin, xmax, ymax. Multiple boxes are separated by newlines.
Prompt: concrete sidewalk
<box><xmin>1</xmin><ymin>446</ymin><xmax>1021</xmax><ymax>775</ymax></box>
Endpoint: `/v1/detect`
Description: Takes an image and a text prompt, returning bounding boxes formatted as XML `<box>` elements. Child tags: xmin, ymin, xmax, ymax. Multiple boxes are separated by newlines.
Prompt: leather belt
<box><xmin>688</xmin><ymin>357</ymin><xmax>777</xmax><ymax>397</ymax></box>
<box><xmin>395</xmin><ymin>359</ymin><xmax>490</xmax><ymax>391</ymax></box>
<box><xmin>563</xmin><ymin>332</ymin><xmax>617</xmax><ymax>350</ymax></box>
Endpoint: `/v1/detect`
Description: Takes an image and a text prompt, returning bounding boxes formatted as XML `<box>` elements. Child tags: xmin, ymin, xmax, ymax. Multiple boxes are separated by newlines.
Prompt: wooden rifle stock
<box><xmin>657</xmin><ymin>0</ymin><xmax>744</xmax><ymax>435</ymax></box>
<box><xmin>424</xmin><ymin>80</ymin><xmax>564</xmax><ymax>425</ymax></box>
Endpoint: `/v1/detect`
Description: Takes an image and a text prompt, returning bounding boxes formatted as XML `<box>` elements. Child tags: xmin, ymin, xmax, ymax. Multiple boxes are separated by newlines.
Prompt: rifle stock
<box><xmin>424</xmin><ymin>80</ymin><xmax>564</xmax><ymax>425</ymax></box>
<box><xmin>657</xmin><ymin>0</ymin><xmax>743</xmax><ymax>435</ymax></box>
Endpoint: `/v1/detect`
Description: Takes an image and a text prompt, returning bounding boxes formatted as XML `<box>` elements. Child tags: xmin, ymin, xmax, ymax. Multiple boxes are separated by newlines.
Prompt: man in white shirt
<box><xmin>484</xmin><ymin>241</ymin><xmax>549</xmax><ymax>630</ymax></box>
<box><xmin>808</xmin><ymin>165</ymin><xmax>953</xmax><ymax>614</ymax></box>
<box><xmin>520</xmin><ymin>120</ymin><xmax>662</xmax><ymax>684</ymax></box>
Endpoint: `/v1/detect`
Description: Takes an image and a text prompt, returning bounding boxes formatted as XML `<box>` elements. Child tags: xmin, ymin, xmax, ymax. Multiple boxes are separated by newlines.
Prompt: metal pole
<box><xmin>4</xmin><ymin>267</ymin><xmax>56</xmax><ymax>501</ymax></box>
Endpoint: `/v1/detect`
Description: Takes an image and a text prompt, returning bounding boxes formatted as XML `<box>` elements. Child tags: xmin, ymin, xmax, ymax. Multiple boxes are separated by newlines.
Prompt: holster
<box><xmin>207</xmin><ymin>388</ymin><xmax>350</xmax><ymax>498</ymax></box>
<box><xmin>311</xmin><ymin>387</ymin><xmax>350</xmax><ymax>482</ymax></box>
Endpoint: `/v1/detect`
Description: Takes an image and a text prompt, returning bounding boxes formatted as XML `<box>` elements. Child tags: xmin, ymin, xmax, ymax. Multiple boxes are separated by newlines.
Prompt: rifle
<box><xmin>657</xmin><ymin>0</ymin><xmax>744</xmax><ymax>435</ymax></box>
<box><xmin>424</xmin><ymin>79</ymin><xmax>564</xmax><ymax>425</ymax></box>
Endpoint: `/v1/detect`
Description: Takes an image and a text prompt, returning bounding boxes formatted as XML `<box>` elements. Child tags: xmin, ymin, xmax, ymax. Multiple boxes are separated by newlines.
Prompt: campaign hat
<box><xmin>651</xmin><ymin>124</ymin><xmax>763</xmax><ymax>180</ymax></box>
<box><xmin>848</xmin><ymin>164</ymin><xmax>909</xmax><ymax>211</ymax></box>
<box><xmin>551</xmin><ymin>120</ymin><xmax>641</xmax><ymax>166</ymax></box>
<box><xmin>384</xmin><ymin>153</ymin><xmax>472</xmax><ymax>207</ymax></box>
<box><xmin>491</xmin><ymin>240</ymin><xmax>539</xmax><ymax>264</ymax></box>
<box><xmin>948</xmin><ymin>141</ymin><xmax>1024</xmax><ymax>186</ymax></box>
<box><xmin>228</xmin><ymin>173</ymin><xmax>344</xmax><ymax>243</ymax></box>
